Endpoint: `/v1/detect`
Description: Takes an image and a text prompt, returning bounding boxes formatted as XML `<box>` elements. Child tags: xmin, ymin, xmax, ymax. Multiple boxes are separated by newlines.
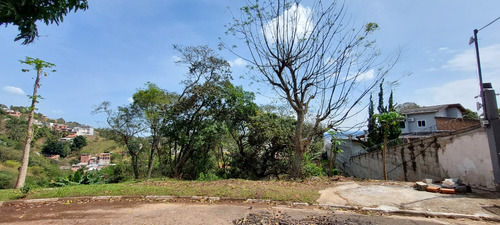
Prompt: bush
<box><xmin>197</xmin><ymin>172</ymin><xmax>220</xmax><ymax>181</ymax></box>
<box><xmin>0</xmin><ymin>145</ymin><xmax>22</xmax><ymax>162</ymax></box>
<box><xmin>3</xmin><ymin>160</ymin><xmax>20</xmax><ymax>168</ymax></box>
<box><xmin>302</xmin><ymin>153</ymin><xmax>323</xmax><ymax>177</ymax></box>
<box><xmin>100</xmin><ymin>164</ymin><xmax>130</xmax><ymax>183</ymax></box>
<box><xmin>0</xmin><ymin>170</ymin><xmax>17</xmax><ymax>189</ymax></box>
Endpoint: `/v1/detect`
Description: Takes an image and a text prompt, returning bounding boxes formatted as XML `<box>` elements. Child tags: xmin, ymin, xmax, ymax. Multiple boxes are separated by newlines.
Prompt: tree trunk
<box><xmin>15</xmin><ymin>69</ymin><xmax>41</xmax><ymax>189</ymax></box>
<box><xmin>147</xmin><ymin>129</ymin><xmax>160</xmax><ymax>179</ymax></box>
<box><xmin>328</xmin><ymin>143</ymin><xmax>333</xmax><ymax>177</ymax></box>
<box><xmin>131</xmin><ymin>154</ymin><xmax>139</xmax><ymax>179</ymax></box>
<box><xmin>146</xmin><ymin>147</ymin><xmax>157</xmax><ymax>179</ymax></box>
<box><xmin>290</xmin><ymin>112</ymin><xmax>304</xmax><ymax>178</ymax></box>
<box><xmin>333</xmin><ymin>150</ymin><xmax>338</xmax><ymax>175</ymax></box>
<box><xmin>383</xmin><ymin>137</ymin><xmax>388</xmax><ymax>180</ymax></box>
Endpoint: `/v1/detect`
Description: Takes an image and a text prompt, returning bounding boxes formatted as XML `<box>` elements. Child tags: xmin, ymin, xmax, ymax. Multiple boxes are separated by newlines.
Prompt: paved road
<box><xmin>0</xmin><ymin>199</ymin><xmax>493</xmax><ymax>224</ymax></box>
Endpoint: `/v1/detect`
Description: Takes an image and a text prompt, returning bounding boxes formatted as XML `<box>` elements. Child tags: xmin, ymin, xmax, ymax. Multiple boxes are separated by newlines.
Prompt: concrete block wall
<box><xmin>350</xmin><ymin>126</ymin><xmax>496</xmax><ymax>189</ymax></box>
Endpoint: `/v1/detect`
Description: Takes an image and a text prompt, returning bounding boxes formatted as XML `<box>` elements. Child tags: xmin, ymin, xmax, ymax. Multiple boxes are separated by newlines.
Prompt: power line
<box><xmin>478</xmin><ymin>16</ymin><xmax>500</xmax><ymax>32</ymax></box>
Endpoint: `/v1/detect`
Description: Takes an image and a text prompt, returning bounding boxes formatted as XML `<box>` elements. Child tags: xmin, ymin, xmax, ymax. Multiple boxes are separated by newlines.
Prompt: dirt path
<box><xmin>0</xmin><ymin>198</ymin><xmax>494</xmax><ymax>225</ymax></box>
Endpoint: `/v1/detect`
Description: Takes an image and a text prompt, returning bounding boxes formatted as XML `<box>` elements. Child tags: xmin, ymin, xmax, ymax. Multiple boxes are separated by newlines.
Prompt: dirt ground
<box><xmin>0</xmin><ymin>198</ymin><xmax>496</xmax><ymax>225</ymax></box>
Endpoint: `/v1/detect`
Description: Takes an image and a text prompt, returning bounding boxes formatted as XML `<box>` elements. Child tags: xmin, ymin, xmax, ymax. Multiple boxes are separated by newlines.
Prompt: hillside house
<box><xmin>5</xmin><ymin>109</ymin><xmax>22</xmax><ymax>118</ymax></box>
<box><xmin>72</xmin><ymin>126</ymin><xmax>94</xmax><ymax>136</ymax></box>
<box><xmin>72</xmin><ymin>153</ymin><xmax>112</xmax><ymax>172</ymax></box>
<box><xmin>399</xmin><ymin>104</ymin><xmax>479</xmax><ymax>137</ymax></box>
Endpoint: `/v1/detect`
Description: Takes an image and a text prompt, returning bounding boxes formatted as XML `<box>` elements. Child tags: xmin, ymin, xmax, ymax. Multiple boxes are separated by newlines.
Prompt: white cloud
<box><xmin>443</xmin><ymin>44</ymin><xmax>500</xmax><ymax>73</ymax></box>
<box><xmin>229</xmin><ymin>58</ymin><xmax>246</xmax><ymax>67</ymax></box>
<box><xmin>263</xmin><ymin>4</ymin><xmax>313</xmax><ymax>44</ymax></box>
<box><xmin>357</xmin><ymin>70</ymin><xmax>375</xmax><ymax>81</ymax></box>
<box><xmin>3</xmin><ymin>86</ymin><xmax>25</xmax><ymax>95</ymax></box>
<box><xmin>347</xmin><ymin>70</ymin><xmax>374</xmax><ymax>81</ymax></box>
<box><xmin>414</xmin><ymin>78</ymin><xmax>488</xmax><ymax>111</ymax></box>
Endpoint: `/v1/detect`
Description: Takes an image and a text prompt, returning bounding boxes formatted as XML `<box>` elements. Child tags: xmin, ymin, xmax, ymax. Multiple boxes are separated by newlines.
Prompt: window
<box><xmin>417</xmin><ymin>120</ymin><xmax>426</xmax><ymax>127</ymax></box>
<box><xmin>399</xmin><ymin>121</ymin><xmax>406</xmax><ymax>128</ymax></box>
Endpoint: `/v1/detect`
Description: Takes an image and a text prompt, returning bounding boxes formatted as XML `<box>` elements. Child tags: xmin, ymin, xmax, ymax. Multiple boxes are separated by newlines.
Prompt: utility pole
<box><xmin>470</xmin><ymin>16</ymin><xmax>500</xmax><ymax>190</ymax></box>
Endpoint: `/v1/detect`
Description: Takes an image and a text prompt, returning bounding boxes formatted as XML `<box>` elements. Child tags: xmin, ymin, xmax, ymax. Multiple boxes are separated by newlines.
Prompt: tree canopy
<box><xmin>0</xmin><ymin>0</ymin><xmax>89</xmax><ymax>44</ymax></box>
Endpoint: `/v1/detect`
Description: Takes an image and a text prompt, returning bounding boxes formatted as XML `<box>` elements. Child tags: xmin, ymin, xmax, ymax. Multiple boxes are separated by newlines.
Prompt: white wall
<box><xmin>438</xmin><ymin>130</ymin><xmax>495</xmax><ymax>189</ymax></box>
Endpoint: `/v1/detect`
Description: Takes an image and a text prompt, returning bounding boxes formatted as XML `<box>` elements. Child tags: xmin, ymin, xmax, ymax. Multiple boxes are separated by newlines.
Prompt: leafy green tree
<box><xmin>224</xmin><ymin>0</ymin><xmax>396</xmax><ymax>178</ymax></box>
<box><xmin>366</xmin><ymin>84</ymin><xmax>401</xmax><ymax>150</ymax></box>
<box><xmin>374</xmin><ymin>112</ymin><xmax>404</xmax><ymax>180</ymax></box>
<box><xmin>93</xmin><ymin>102</ymin><xmax>147</xmax><ymax>179</ymax></box>
<box><xmin>463</xmin><ymin>109</ymin><xmax>479</xmax><ymax>120</ymax></box>
<box><xmin>4</xmin><ymin>116</ymin><xmax>27</xmax><ymax>143</ymax></box>
<box><xmin>228</xmin><ymin>110</ymin><xmax>295</xmax><ymax>179</ymax></box>
<box><xmin>395</xmin><ymin>102</ymin><xmax>420</xmax><ymax>112</ymax></box>
<box><xmin>366</xmin><ymin>95</ymin><xmax>379</xmax><ymax>148</ymax></box>
<box><xmin>42</xmin><ymin>139</ymin><xmax>70</xmax><ymax>157</ymax></box>
<box><xmin>16</xmin><ymin>57</ymin><xmax>56</xmax><ymax>189</ymax></box>
<box><xmin>132</xmin><ymin>82</ymin><xmax>176</xmax><ymax>179</ymax></box>
<box><xmin>55</xmin><ymin>118</ymin><xmax>65</xmax><ymax>124</ymax></box>
<box><xmin>9</xmin><ymin>106</ymin><xmax>28</xmax><ymax>114</ymax></box>
<box><xmin>71</xmin><ymin>135</ymin><xmax>87</xmax><ymax>151</ymax></box>
<box><xmin>326</xmin><ymin>130</ymin><xmax>343</xmax><ymax>177</ymax></box>
<box><xmin>161</xmin><ymin>45</ymin><xmax>235</xmax><ymax>179</ymax></box>
<box><xmin>0</xmin><ymin>0</ymin><xmax>89</xmax><ymax>44</ymax></box>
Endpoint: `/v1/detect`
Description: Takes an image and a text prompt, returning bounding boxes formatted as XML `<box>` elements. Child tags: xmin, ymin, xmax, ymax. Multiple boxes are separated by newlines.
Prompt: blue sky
<box><xmin>1</xmin><ymin>0</ymin><xmax>499</xmax><ymax>128</ymax></box>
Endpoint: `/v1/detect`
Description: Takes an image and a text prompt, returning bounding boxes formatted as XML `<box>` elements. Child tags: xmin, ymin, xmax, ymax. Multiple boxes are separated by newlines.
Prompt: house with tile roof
<box><xmin>399</xmin><ymin>103</ymin><xmax>479</xmax><ymax>137</ymax></box>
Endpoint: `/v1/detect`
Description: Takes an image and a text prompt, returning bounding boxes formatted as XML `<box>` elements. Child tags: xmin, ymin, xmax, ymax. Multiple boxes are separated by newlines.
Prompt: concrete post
<box><xmin>482</xmin><ymin>83</ymin><xmax>500</xmax><ymax>190</ymax></box>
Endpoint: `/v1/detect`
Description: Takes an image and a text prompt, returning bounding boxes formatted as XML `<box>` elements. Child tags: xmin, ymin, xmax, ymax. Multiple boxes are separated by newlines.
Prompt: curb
<box><xmin>1</xmin><ymin>196</ymin><xmax>499</xmax><ymax>222</ymax></box>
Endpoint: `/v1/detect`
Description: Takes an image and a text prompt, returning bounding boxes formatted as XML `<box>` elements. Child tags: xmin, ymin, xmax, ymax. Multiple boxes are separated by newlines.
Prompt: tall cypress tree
<box><xmin>366</xmin><ymin>86</ymin><xmax>402</xmax><ymax>150</ymax></box>
<box><xmin>377</xmin><ymin>81</ymin><xmax>386</xmax><ymax>113</ymax></box>
<box><xmin>387</xmin><ymin>91</ymin><xmax>401</xmax><ymax>142</ymax></box>
<box><xmin>388</xmin><ymin>91</ymin><xmax>395</xmax><ymax>112</ymax></box>
<box><xmin>366</xmin><ymin>94</ymin><xmax>379</xmax><ymax>148</ymax></box>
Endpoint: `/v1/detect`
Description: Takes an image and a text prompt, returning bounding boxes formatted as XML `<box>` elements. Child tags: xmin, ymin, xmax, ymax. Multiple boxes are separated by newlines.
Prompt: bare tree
<box><xmin>224</xmin><ymin>0</ymin><xmax>398</xmax><ymax>177</ymax></box>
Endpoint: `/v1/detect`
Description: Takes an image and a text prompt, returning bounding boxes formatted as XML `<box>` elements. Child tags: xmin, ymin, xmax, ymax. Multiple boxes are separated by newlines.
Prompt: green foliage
<box><xmin>0</xmin><ymin>170</ymin><xmax>17</xmax><ymax>189</ymax></box>
<box><xmin>0</xmin><ymin>145</ymin><xmax>69</xmax><ymax>189</ymax></box>
<box><xmin>395</xmin><ymin>102</ymin><xmax>420</xmax><ymax>112</ymax></box>
<box><xmin>365</xmin><ymin>22</ymin><xmax>380</xmax><ymax>33</ymax></box>
<box><xmin>228</xmin><ymin>110</ymin><xmax>294</xmax><ymax>179</ymax></box>
<box><xmin>197</xmin><ymin>172</ymin><xmax>220</xmax><ymax>181</ymax></box>
<box><xmin>3</xmin><ymin>160</ymin><xmax>20</xmax><ymax>168</ymax></box>
<box><xmin>366</xmin><ymin>86</ymin><xmax>402</xmax><ymax>150</ymax></box>
<box><xmin>99</xmin><ymin>164</ymin><xmax>131</xmax><ymax>183</ymax></box>
<box><xmin>463</xmin><ymin>109</ymin><xmax>479</xmax><ymax>120</ymax></box>
<box><xmin>71</xmin><ymin>135</ymin><xmax>87</xmax><ymax>151</ymax></box>
<box><xmin>51</xmin><ymin>168</ymin><xmax>104</xmax><ymax>187</ymax></box>
<box><xmin>4</xmin><ymin>116</ymin><xmax>27</xmax><ymax>144</ymax></box>
<box><xmin>42</xmin><ymin>139</ymin><xmax>71</xmax><ymax>157</ymax></box>
<box><xmin>0</xmin><ymin>145</ymin><xmax>22</xmax><ymax>162</ymax></box>
<box><xmin>21</xmin><ymin>185</ymin><xmax>32</xmax><ymax>196</ymax></box>
<box><xmin>302</xmin><ymin>153</ymin><xmax>323</xmax><ymax>177</ymax></box>
<box><xmin>0</xmin><ymin>0</ymin><xmax>89</xmax><ymax>44</ymax></box>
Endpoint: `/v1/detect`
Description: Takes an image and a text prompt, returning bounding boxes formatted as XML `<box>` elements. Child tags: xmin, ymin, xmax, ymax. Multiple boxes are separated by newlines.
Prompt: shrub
<box><xmin>0</xmin><ymin>170</ymin><xmax>17</xmax><ymax>189</ymax></box>
<box><xmin>197</xmin><ymin>172</ymin><xmax>220</xmax><ymax>181</ymax></box>
<box><xmin>302</xmin><ymin>153</ymin><xmax>323</xmax><ymax>177</ymax></box>
<box><xmin>3</xmin><ymin>160</ymin><xmax>20</xmax><ymax>168</ymax></box>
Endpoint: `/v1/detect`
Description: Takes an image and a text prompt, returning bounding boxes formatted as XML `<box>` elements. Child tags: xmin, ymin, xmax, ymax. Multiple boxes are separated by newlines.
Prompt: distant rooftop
<box><xmin>400</xmin><ymin>103</ymin><xmax>465</xmax><ymax>115</ymax></box>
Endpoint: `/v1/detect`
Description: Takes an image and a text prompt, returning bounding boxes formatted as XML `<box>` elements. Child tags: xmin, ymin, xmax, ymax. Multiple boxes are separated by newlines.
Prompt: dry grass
<box><xmin>1</xmin><ymin>178</ymin><xmax>339</xmax><ymax>203</ymax></box>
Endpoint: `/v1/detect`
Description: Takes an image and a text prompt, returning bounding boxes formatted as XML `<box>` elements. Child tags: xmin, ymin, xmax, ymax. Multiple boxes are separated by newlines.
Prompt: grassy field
<box><xmin>80</xmin><ymin>135</ymin><xmax>124</xmax><ymax>155</ymax></box>
<box><xmin>0</xmin><ymin>179</ymin><xmax>333</xmax><ymax>203</ymax></box>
